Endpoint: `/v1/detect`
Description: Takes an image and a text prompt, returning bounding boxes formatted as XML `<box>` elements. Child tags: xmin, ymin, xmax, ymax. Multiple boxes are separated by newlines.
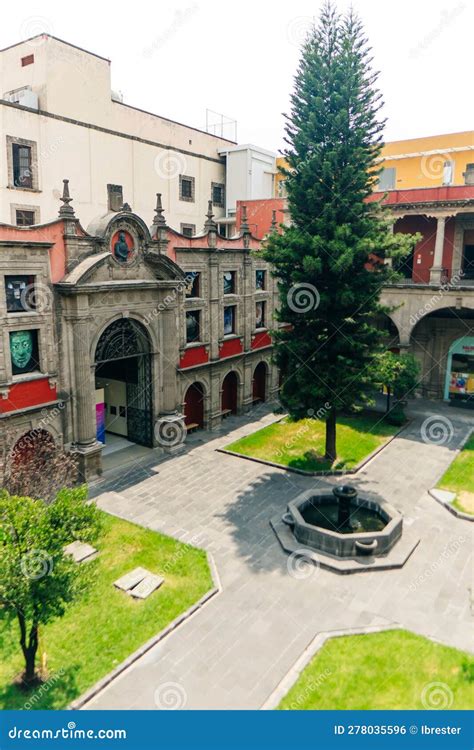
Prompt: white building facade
<box><xmin>0</xmin><ymin>34</ymin><xmax>234</xmax><ymax>232</ymax></box>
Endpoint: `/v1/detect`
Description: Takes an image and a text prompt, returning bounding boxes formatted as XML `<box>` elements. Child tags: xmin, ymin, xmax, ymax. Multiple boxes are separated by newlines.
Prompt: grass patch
<box><xmin>226</xmin><ymin>412</ymin><xmax>400</xmax><ymax>472</ymax></box>
<box><xmin>0</xmin><ymin>512</ymin><xmax>212</xmax><ymax>709</ymax></box>
<box><xmin>437</xmin><ymin>433</ymin><xmax>474</xmax><ymax>515</ymax></box>
<box><xmin>278</xmin><ymin>630</ymin><xmax>474</xmax><ymax>710</ymax></box>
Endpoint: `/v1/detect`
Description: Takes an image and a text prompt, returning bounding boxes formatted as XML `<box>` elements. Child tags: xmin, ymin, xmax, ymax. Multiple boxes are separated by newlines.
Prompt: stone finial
<box><xmin>204</xmin><ymin>200</ymin><xmax>217</xmax><ymax>232</ymax></box>
<box><xmin>122</xmin><ymin>202</ymin><xmax>132</xmax><ymax>212</ymax></box>
<box><xmin>59</xmin><ymin>179</ymin><xmax>75</xmax><ymax>217</ymax></box>
<box><xmin>152</xmin><ymin>193</ymin><xmax>167</xmax><ymax>227</ymax></box>
<box><xmin>270</xmin><ymin>209</ymin><xmax>278</xmax><ymax>231</ymax></box>
<box><xmin>240</xmin><ymin>204</ymin><xmax>251</xmax><ymax>248</ymax></box>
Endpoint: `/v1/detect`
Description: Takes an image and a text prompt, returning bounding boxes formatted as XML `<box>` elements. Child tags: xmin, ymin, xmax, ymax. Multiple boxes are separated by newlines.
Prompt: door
<box><xmin>462</xmin><ymin>245</ymin><xmax>474</xmax><ymax>279</ymax></box>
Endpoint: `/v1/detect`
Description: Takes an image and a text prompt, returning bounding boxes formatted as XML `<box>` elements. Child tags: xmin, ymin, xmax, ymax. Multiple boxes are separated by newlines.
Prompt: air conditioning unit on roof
<box><xmin>3</xmin><ymin>86</ymin><xmax>39</xmax><ymax>110</ymax></box>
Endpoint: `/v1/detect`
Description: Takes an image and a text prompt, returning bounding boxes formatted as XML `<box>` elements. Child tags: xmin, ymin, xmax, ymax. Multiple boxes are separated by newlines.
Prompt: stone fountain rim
<box><xmin>287</xmin><ymin>488</ymin><xmax>402</xmax><ymax>542</ymax></box>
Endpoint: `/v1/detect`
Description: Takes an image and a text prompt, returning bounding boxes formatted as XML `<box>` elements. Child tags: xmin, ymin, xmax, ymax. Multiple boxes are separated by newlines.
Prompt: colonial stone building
<box><xmin>0</xmin><ymin>183</ymin><xmax>278</xmax><ymax>480</ymax></box>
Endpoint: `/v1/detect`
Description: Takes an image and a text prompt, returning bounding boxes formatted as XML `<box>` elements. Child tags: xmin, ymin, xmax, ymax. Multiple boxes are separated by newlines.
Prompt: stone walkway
<box><xmin>84</xmin><ymin>401</ymin><xmax>473</xmax><ymax>710</ymax></box>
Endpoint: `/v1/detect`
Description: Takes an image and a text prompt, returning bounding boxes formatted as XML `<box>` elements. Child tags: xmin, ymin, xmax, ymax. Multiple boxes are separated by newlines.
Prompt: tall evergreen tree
<box><xmin>263</xmin><ymin>2</ymin><xmax>416</xmax><ymax>462</ymax></box>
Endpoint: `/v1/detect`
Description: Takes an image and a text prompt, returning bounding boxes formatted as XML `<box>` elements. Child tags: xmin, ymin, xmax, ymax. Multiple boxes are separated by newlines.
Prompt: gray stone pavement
<box><xmin>84</xmin><ymin>401</ymin><xmax>473</xmax><ymax>710</ymax></box>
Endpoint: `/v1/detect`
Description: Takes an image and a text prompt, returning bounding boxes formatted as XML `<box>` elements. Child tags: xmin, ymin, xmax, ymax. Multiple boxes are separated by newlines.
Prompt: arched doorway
<box><xmin>444</xmin><ymin>335</ymin><xmax>474</xmax><ymax>406</ymax></box>
<box><xmin>184</xmin><ymin>382</ymin><xmax>205</xmax><ymax>429</ymax></box>
<box><xmin>252</xmin><ymin>362</ymin><xmax>267</xmax><ymax>404</ymax></box>
<box><xmin>94</xmin><ymin>319</ymin><xmax>153</xmax><ymax>446</ymax></box>
<box><xmin>221</xmin><ymin>371</ymin><xmax>238</xmax><ymax>415</ymax></box>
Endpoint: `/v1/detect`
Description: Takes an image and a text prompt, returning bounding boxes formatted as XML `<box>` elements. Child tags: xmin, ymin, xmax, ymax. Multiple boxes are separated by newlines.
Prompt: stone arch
<box><xmin>252</xmin><ymin>361</ymin><xmax>268</xmax><ymax>403</ymax></box>
<box><xmin>410</xmin><ymin>307</ymin><xmax>474</xmax><ymax>400</ymax></box>
<box><xmin>93</xmin><ymin>317</ymin><xmax>154</xmax><ymax>447</ymax></box>
<box><xmin>221</xmin><ymin>370</ymin><xmax>240</xmax><ymax>415</ymax></box>
<box><xmin>183</xmin><ymin>382</ymin><xmax>206</xmax><ymax>429</ymax></box>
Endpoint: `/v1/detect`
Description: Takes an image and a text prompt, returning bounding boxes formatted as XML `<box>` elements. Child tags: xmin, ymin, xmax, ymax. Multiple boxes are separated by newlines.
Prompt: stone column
<box><xmin>159</xmin><ymin>303</ymin><xmax>180</xmax><ymax>415</ymax></box>
<box><xmin>70</xmin><ymin>309</ymin><xmax>102</xmax><ymax>479</ymax></box>
<box><xmin>430</xmin><ymin>216</ymin><xmax>447</xmax><ymax>284</ymax></box>
<box><xmin>208</xmin><ymin>257</ymin><xmax>220</xmax><ymax>361</ymax></box>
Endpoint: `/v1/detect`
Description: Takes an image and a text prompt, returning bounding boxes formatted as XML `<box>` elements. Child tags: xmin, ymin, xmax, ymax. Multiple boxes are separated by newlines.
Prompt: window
<box><xmin>10</xmin><ymin>329</ymin><xmax>40</xmax><ymax>375</ymax></box>
<box><xmin>5</xmin><ymin>275</ymin><xmax>36</xmax><ymax>312</ymax></box>
<box><xmin>107</xmin><ymin>184</ymin><xmax>123</xmax><ymax>212</ymax></box>
<box><xmin>442</xmin><ymin>161</ymin><xmax>454</xmax><ymax>186</ymax></box>
<box><xmin>179</xmin><ymin>175</ymin><xmax>195</xmax><ymax>202</ymax></box>
<box><xmin>277</xmin><ymin>179</ymin><xmax>287</xmax><ymax>198</ymax></box>
<box><xmin>223</xmin><ymin>271</ymin><xmax>236</xmax><ymax>295</ymax></box>
<box><xmin>464</xmin><ymin>164</ymin><xmax>474</xmax><ymax>186</ymax></box>
<box><xmin>377</xmin><ymin>167</ymin><xmax>396</xmax><ymax>191</ymax></box>
<box><xmin>181</xmin><ymin>223</ymin><xmax>196</xmax><ymax>237</ymax></box>
<box><xmin>218</xmin><ymin>224</ymin><xmax>227</xmax><ymax>238</ymax></box>
<box><xmin>21</xmin><ymin>54</ymin><xmax>34</xmax><ymax>66</ymax></box>
<box><xmin>212</xmin><ymin>182</ymin><xmax>225</xmax><ymax>207</ymax></box>
<box><xmin>12</xmin><ymin>143</ymin><xmax>33</xmax><ymax>188</ymax></box>
<box><xmin>15</xmin><ymin>209</ymin><xmax>35</xmax><ymax>226</ymax></box>
<box><xmin>256</xmin><ymin>270</ymin><xmax>266</xmax><ymax>290</ymax></box>
<box><xmin>223</xmin><ymin>306</ymin><xmax>235</xmax><ymax>336</ymax></box>
<box><xmin>185</xmin><ymin>272</ymin><xmax>200</xmax><ymax>298</ymax></box>
<box><xmin>186</xmin><ymin>310</ymin><xmax>201</xmax><ymax>343</ymax></box>
<box><xmin>256</xmin><ymin>301</ymin><xmax>266</xmax><ymax>329</ymax></box>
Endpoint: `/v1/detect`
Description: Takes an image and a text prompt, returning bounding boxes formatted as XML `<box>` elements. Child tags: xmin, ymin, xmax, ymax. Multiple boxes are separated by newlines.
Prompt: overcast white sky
<box><xmin>2</xmin><ymin>0</ymin><xmax>473</xmax><ymax>151</ymax></box>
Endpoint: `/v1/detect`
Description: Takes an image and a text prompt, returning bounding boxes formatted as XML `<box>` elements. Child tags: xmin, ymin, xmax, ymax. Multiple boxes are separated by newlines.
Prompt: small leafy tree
<box><xmin>374</xmin><ymin>350</ymin><xmax>420</xmax><ymax>412</ymax></box>
<box><xmin>0</xmin><ymin>486</ymin><xmax>101</xmax><ymax>686</ymax></box>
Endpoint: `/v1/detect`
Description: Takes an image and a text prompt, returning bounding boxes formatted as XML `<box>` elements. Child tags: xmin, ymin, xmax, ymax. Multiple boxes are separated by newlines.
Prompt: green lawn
<box><xmin>0</xmin><ymin>512</ymin><xmax>212</xmax><ymax>709</ymax></box>
<box><xmin>437</xmin><ymin>433</ymin><xmax>474</xmax><ymax>515</ymax></box>
<box><xmin>226</xmin><ymin>413</ymin><xmax>400</xmax><ymax>472</ymax></box>
<box><xmin>278</xmin><ymin>630</ymin><xmax>474</xmax><ymax>710</ymax></box>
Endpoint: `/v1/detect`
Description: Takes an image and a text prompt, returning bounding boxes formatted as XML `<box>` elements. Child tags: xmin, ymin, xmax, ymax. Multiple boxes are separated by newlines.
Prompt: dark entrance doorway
<box><xmin>462</xmin><ymin>244</ymin><xmax>474</xmax><ymax>280</ymax></box>
<box><xmin>184</xmin><ymin>382</ymin><xmax>205</xmax><ymax>428</ymax></box>
<box><xmin>94</xmin><ymin>319</ymin><xmax>153</xmax><ymax>447</ymax></box>
<box><xmin>221</xmin><ymin>371</ymin><xmax>238</xmax><ymax>415</ymax></box>
<box><xmin>252</xmin><ymin>362</ymin><xmax>267</xmax><ymax>404</ymax></box>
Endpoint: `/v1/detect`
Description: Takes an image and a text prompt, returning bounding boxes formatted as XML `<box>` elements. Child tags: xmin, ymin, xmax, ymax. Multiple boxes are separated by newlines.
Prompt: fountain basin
<box><xmin>284</xmin><ymin>487</ymin><xmax>402</xmax><ymax>558</ymax></box>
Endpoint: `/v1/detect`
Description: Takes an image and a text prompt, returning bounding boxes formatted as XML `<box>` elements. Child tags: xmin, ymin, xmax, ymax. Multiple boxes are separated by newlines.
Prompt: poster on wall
<box><xmin>10</xmin><ymin>330</ymin><xmax>40</xmax><ymax>375</ymax></box>
<box><xmin>96</xmin><ymin>388</ymin><xmax>106</xmax><ymax>443</ymax></box>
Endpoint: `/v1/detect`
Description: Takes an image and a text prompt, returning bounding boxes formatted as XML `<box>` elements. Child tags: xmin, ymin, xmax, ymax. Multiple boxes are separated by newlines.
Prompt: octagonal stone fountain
<box><xmin>273</xmin><ymin>484</ymin><xmax>419</xmax><ymax>573</ymax></box>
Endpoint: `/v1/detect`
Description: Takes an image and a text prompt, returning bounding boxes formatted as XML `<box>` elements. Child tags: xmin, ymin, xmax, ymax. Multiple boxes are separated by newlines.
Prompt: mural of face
<box><xmin>10</xmin><ymin>330</ymin><xmax>33</xmax><ymax>371</ymax></box>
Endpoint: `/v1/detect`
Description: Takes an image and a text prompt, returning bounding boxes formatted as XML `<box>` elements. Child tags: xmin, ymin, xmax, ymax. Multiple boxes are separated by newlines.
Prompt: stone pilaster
<box><xmin>429</xmin><ymin>216</ymin><xmax>447</xmax><ymax>284</ymax></box>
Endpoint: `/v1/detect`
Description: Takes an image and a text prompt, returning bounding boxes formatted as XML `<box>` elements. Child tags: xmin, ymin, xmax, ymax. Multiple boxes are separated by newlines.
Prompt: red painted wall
<box><xmin>0</xmin><ymin>378</ymin><xmax>57</xmax><ymax>414</ymax></box>
<box><xmin>235</xmin><ymin>199</ymin><xmax>285</xmax><ymax>240</ymax></box>
<box><xmin>219</xmin><ymin>338</ymin><xmax>243</xmax><ymax>359</ymax></box>
<box><xmin>0</xmin><ymin>220</ymin><xmax>68</xmax><ymax>282</ymax></box>
<box><xmin>394</xmin><ymin>216</ymin><xmax>436</xmax><ymax>283</ymax></box>
<box><xmin>251</xmin><ymin>331</ymin><xmax>272</xmax><ymax>350</ymax></box>
<box><xmin>179</xmin><ymin>345</ymin><xmax>209</xmax><ymax>369</ymax></box>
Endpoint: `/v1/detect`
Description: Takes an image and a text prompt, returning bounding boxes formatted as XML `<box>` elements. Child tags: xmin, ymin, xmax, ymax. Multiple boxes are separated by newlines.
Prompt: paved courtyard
<box><xmin>84</xmin><ymin>401</ymin><xmax>473</xmax><ymax>710</ymax></box>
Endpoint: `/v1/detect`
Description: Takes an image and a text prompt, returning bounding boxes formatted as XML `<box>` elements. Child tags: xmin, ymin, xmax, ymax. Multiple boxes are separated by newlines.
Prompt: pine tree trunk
<box><xmin>18</xmin><ymin>613</ymin><xmax>39</xmax><ymax>685</ymax></box>
<box><xmin>325</xmin><ymin>409</ymin><xmax>337</xmax><ymax>463</ymax></box>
